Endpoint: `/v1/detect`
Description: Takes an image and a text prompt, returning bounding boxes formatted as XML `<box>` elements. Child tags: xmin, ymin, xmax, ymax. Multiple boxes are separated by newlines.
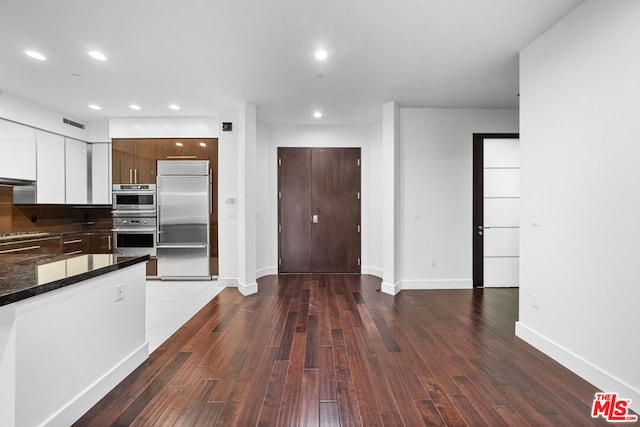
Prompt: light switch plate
<box><xmin>531</xmin><ymin>212</ymin><xmax>541</xmax><ymax>227</ymax></box>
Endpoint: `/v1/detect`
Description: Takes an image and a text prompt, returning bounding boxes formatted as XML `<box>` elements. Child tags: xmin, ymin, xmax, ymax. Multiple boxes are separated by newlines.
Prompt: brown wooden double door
<box><xmin>278</xmin><ymin>147</ymin><xmax>361</xmax><ymax>273</ymax></box>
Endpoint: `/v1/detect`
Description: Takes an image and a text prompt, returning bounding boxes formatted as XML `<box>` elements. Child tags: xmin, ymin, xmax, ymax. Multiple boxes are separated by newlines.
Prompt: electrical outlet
<box><xmin>115</xmin><ymin>284</ymin><xmax>125</xmax><ymax>302</ymax></box>
<box><xmin>531</xmin><ymin>293</ymin><xmax>540</xmax><ymax>310</ymax></box>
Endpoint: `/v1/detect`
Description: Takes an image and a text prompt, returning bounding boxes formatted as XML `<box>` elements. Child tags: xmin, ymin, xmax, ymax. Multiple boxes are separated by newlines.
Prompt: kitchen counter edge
<box><xmin>0</xmin><ymin>254</ymin><xmax>149</xmax><ymax>307</ymax></box>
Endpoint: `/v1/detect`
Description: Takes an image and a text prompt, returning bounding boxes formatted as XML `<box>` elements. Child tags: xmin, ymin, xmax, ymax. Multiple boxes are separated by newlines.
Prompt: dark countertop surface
<box><xmin>0</xmin><ymin>253</ymin><xmax>149</xmax><ymax>307</ymax></box>
<box><xmin>0</xmin><ymin>229</ymin><xmax>112</xmax><ymax>244</ymax></box>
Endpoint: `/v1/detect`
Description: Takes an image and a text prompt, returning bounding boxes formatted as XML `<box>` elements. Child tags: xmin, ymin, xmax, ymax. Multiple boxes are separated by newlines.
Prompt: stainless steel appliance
<box><xmin>112</xmin><ymin>184</ymin><xmax>157</xmax><ymax>257</ymax></box>
<box><xmin>113</xmin><ymin>216</ymin><xmax>157</xmax><ymax>256</ymax></box>
<box><xmin>156</xmin><ymin>160</ymin><xmax>210</xmax><ymax>279</ymax></box>
<box><xmin>112</xmin><ymin>184</ymin><xmax>156</xmax><ymax>212</ymax></box>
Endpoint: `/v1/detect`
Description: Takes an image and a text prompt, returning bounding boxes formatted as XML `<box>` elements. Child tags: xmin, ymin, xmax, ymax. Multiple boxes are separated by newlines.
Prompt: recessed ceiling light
<box><xmin>199</xmin><ymin>142</ymin><xmax>207</xmax><ymax>148</ymax></box>
<box><xmin>314</xmin><ymin>49</ymin><xmax>328</xmax><ymax>61</ymax></box>
<box><xmin>88</xmin><ymin>51</ymin><xmax>107</xmax><ymax>61</ymax></box>
<box><xmin>88</xmin><ymin>104</ymin><xmax>101</xmax><ymax>110</ymax></box>
<box><xmin>25</xmin><ymin>50</ymin><xmax>46</xmax><ymax>61</ymax></box>
<box><xmin>129</xmin><ymin>104</ymin><xmax>141</xmax><ymax>111</ymax></box>
<box><xmin>313</xmin><ymin>111</ymin><xmax>323</xmax><ymax>118</ymax></box>
<box><xmin>175</xmin><ymin>142</ymin><xmax>183</xmax><ymax>147</ymax></box>
<box><xmin>168</xmin><ymin>104</ymin><xmax>180</xmax><ymax>110</ymax></box>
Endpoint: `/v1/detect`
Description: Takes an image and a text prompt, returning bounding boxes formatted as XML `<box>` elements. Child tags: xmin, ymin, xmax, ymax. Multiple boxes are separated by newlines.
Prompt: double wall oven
<box><xmin>112</xmin><ymin>184</ymin><xmax>157</xmax><ymax>257</ymax></box>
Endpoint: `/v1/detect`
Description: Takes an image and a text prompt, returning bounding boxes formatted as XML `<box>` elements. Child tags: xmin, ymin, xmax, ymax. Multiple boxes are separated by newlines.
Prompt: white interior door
<box><xmin>483</xmin><ymin>138</ymin><xmax>520</xmax><ymax>287</ymax></box>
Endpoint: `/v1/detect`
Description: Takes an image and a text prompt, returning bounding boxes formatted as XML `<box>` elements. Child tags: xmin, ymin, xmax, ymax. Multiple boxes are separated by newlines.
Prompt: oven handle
<box><xmin>112</xmin><ymin>191</ymin><xmax>156</xmax><ymax>195</ymax></box>
<box><xmin>112</xmin><ymin>210</ymin><xmax>157</xmax><ymax>217</ymax></box>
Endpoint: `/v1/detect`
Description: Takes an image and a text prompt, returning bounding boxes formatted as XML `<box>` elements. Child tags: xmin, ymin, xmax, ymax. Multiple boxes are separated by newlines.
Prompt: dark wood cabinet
<box><xmin>89</xmin><ymin>234</ymin><xmax>113</xmax><ymax>254</ymax></box>
<box><xmin>111</xmin><ymin>137</ymin><xmax>219</xmax><ymax>275</ymax></box>
<box><xmin>60</xmin><ymin>235</ymin><xmax>88</xmax><ymax>255</ymax></box>
<box><xmin>209</xmin><ymin>139</ymin><xmax>218</xmax><ymax>275</ymax></box>
<box><xmin>146</xmin><ymin>258</ymin><xmax>157</xmax><ymax>276</ymax></box>
<box><xmin>156</xmin><ymin>138</ymin><xmax>212</xmax><ymax>160</ymax></box>
<box><xmin>112</xmin><ymin>139</ymin><xmax>157</xmax><ymax>184</ymax></box>
<box><xmin>0</xmin><ymin>237</ymin><xmax>60</xmax><ymax>255</ymax></box>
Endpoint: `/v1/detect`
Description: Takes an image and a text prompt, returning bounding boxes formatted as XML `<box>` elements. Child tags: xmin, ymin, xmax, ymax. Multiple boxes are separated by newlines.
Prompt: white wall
<box><xmin>399</xmin><ymin>108</ymin><xmax>518</xmax><ymax>289</ymax></box>
<box><xmin>256</xmin><ymin>121</ymin><xmax>272</xmax><ymax>277</ymax></box>
<box><xmin>217</xmin><ymin>111</ymin><xmax>240</xmax><ymax>286</ymax></box>
<box><xmin>368</xmin><ymin>122</ymin><xmax>383</xmax><ymax>275</ymax></box>
<box><xmin>0</xmin><ymin>91</ymin><xmax>109</xmax><ymax>143</ymax></box>
<box><xmin>381</xmin><ymin>102</ymin><xmax>401</xmax><ymax>294</ymax></box>
<box><xmin>258</xmin><ymin>124</ymin><xmax>383</xmax><ymax>277</ymax></box>
<box><xmin>88</xmin><ymin>121</ymin><xmax>110</xmax><ymax>142</ymax></box>
<box><xmin>0</xmin><ymin>91</ymin><xmax>89</xmax><ymax>140</ymax></box>
<box><xmin>109</xmin><ymin>117</ymin><xmax>219</xmax><ymax>138</ymax></box>
<box><xmin>518</xmin><ymin>0</ymin><xmax>640</xmax><ymax>411</ymax></box>
<box><xmin>237</xmin><ymin>102</ymin><xmax>258</xmax><ymax>295</ymax></box>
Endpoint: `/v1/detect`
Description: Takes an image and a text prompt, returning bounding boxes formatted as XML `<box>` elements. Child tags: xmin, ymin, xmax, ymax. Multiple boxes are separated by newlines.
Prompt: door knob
<box><xmin>312</xmin><ymin>215</ymin><xmax>318</xmax><ymax>224</ymax></box>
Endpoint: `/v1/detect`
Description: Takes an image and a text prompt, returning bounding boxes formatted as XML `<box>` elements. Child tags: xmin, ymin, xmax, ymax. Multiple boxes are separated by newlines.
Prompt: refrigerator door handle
<box><xmin>157</xmin><ymin>187</ymin><xmax>162</xmax><ymax>242</ymax></box>
<box><xmin>157</xmin><ymin>244</ymin><xmax>207</xmax><ymax>249</ymax></box>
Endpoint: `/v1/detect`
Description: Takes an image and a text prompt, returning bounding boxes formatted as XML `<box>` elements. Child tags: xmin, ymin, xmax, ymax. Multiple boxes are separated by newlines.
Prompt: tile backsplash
<box><xmin>0</xmin><ymin>185</ymin><xmax>111</xmax><ymax>233</ymax></box>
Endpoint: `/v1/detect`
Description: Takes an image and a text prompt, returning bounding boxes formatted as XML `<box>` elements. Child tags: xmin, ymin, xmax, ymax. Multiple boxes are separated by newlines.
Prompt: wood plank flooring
<box><xmin>75</xmin><ymin>275</ymin><xmax>617</xmax><ymax>426</ymax></box>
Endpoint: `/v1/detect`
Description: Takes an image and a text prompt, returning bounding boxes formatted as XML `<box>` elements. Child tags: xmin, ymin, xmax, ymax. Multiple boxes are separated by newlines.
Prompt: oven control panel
<box><xmin>113</xmin><ymin>217</ymin><xmax>156</xmax><ymax>227</ymax></box>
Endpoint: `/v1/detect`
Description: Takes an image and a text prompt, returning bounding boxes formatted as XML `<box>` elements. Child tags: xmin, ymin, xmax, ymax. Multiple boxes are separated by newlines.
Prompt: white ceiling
<box><xmin>0</xmin><ymin>0</ymin><xmax>583</xmax><ymax>125</ymax></box>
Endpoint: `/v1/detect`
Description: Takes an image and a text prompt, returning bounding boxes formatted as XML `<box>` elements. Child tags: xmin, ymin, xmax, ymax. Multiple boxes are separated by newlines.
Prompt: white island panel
<box><xmin>0</xmin><ymin>262</ymin><xmax>147</xmax><ymax>427</ymax></box>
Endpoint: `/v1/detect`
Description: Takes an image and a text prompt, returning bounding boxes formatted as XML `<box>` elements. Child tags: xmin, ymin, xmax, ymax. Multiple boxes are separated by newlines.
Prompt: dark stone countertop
<box><xmin>0</xmin><ymin>229</ymin><xmax>112</xmax><ymax>244</ymax></box>
<box><xmin>0</xmin><ymin>253</ymin><xmax>149</xmax><ymax>307</ymax></box>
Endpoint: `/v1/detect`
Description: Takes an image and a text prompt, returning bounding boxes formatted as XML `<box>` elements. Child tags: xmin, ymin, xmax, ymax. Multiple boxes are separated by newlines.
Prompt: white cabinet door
<box><xmin>91</xmin><ymin>143</ymin><xmax>111</xmax><ymax>204</ymax></box>
<box><xmin>36</xmin><ymin>130</ymin><xmax>65</xmax><ymax>203</ymax></box>
<box><xmin>0</xmin><ymin>119</ymin><xmax>36</xmax><ymax>181</ymax></box>
<box><xmin>65</xmin><ymin>137</ymin><xmax>88</xmax><ymax>204</ymax></box>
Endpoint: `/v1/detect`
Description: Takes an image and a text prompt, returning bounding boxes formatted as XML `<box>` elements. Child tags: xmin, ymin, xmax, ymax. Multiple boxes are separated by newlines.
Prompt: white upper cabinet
<box><xmin>36</xmin><ymin>130</ymin><xmax>66</xmax><ymax>203</ymax></box>
<box><xmin>91</xmin><ymin>143</ymin><xmax>111</xmax><ymax>204</ymax></box>
<box><xmin>65</xmin><ymin>137</ymin><xmax>88</xmax><ymax>204</ymax></box>
<box><xmin>0</xmin><ymin>119</ymin><xmax>36</xmax><ymax>181</ymax></box>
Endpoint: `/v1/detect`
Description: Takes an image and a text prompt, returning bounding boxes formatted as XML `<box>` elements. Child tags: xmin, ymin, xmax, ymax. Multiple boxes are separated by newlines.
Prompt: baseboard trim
<box><xmin>401</xmin><ymin>279</ymin><xmax>472</xmax><ymax>290</ymax></box>
<box><xmin>362</xmin><ymin>266</ymin><xmax>383</xmax><ymax>278</ymax></box>
<box><xmin>381</xmin><ymin>281</ymin><xmax>401</xmax><ymax>295</ymax></box>
<box><xmin>515</xmin><ymin>322</ymin><xmax>640</xmax><ymax>414</ymax></box>
<box><xmin>256</xmin><ymin>267</ymin><xmax>278</xmax><ymax>279</ymax></box>
<box><xmin>239</xmin><ymin>281</ymin><xmax>258</xmax><ymax>296</ymax></box>
<box><xmin>45</xmin><ymin>342</ymin><xmax>149</xmax><ymax>427</ymax></box>
<box><xmin>217</xmin><ymin>277</ymin><xmax>239</xmax><ymax>287</ymax></box>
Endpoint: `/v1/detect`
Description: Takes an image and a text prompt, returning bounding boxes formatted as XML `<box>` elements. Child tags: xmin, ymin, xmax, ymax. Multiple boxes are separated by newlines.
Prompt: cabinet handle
<box><xmin>134</xmin><ymin>169</ymin><xmax>138</xmax><ymax>184</ymax></box>
<box><xmin>63</xmin><ymin>239</ymin><xmax>83</xmax><ymax>244</ymax></box>
<box><xmin>129</xmin><ymin>169</ymin><xmax>133</xmax><ymax>183</ymax></box>
<box><xmin>108</xmin><ymin>235</ymin><xmax>112</xmax><ymax>250</ymax></box>
<box><xmin>64</xmin><ymin>250</ymin><xmax>83</xmax><ymax>255</ymax></box>
<box><xmin>166</xmin><ymin>155</ymin><xmax>197</xmax><ymax>159</ymax></box>
<box><xmin>0</xmin><ymin>245</ymin><xmax>41</xmax><ymax>254</ymax></box>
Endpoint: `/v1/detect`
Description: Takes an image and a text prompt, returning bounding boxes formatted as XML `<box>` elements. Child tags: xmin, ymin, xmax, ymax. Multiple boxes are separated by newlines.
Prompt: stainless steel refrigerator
<box><xmin>156</xmin><ymin>160</ymin><xmax>210</xmax><ymax>279</ymax></box>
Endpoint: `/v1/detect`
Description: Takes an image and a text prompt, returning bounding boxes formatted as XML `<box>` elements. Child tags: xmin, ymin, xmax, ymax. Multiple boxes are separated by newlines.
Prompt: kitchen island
<box><xmin>0</xmin><ymin>253</ymin><xmax>149</xmax><ymax>427</ymax></box>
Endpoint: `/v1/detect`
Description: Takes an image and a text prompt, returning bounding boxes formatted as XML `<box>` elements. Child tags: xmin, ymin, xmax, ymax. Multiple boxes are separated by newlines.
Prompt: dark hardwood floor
<box><xmin>75</xmin><ymin>275</ymin><xmax>618</xmax><ymax>426</ymax></box>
